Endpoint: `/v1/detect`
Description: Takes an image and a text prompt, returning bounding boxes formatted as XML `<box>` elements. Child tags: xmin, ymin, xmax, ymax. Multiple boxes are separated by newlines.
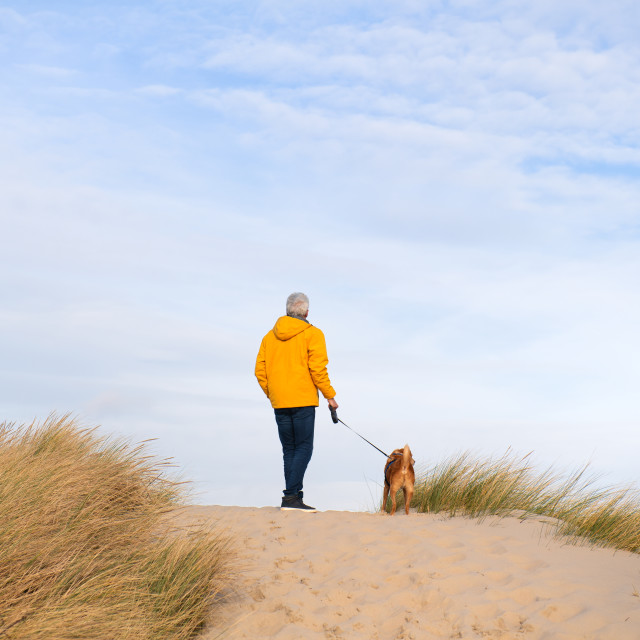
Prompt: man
<box><xmin>255</xmin><ymin>292</ymin><xmax>338</xmax><ymax>512</ymax></box>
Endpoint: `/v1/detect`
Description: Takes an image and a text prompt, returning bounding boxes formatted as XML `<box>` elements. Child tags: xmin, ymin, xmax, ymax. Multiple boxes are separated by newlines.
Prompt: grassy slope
<box><xmin>0</xmin><ymin>415</ymin><xmax>233</xmax><ymax>640</ymax></box>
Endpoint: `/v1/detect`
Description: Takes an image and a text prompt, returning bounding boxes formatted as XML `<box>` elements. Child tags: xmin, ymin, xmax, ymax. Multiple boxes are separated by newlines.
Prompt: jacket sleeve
<box><xmin>307</xmin><ymin>328</ymin><xmax>336</xmax><ymax>399</ymax></box>
<box><xmin>255</xmin><ymin>338</ymin><xmax>269</xmax><ymax>397</ymax></box>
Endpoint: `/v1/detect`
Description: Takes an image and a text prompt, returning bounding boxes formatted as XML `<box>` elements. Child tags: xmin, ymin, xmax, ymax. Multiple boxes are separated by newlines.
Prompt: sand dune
<box><xmin>190</xmin><ymin>505</ymin><xmax>640</xmax><ymax>640</ymax></box>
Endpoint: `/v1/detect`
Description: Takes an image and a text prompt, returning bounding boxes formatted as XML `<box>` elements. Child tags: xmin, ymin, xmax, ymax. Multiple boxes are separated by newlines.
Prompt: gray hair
<box><xmin>286</xmin><ymin>292</ymin><xmax>309</xmax><ymax>318</ymax></box>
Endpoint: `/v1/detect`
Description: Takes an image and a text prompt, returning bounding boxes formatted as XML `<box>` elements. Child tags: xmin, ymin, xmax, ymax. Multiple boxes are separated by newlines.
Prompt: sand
<box><xmin>190</xmin><ymin>505</ymin><xmax>640</xmax><ymax>640</ymax></box>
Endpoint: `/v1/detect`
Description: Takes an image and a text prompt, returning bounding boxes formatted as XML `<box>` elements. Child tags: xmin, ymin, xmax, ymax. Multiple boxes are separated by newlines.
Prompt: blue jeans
<box><xmin>274</xmin><ymin>406</ymin><xmax>316</xmax><ymax>497</ymax></box>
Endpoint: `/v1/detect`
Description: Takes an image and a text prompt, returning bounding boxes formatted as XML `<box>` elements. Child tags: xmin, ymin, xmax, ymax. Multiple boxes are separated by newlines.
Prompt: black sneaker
<box><xmin>296</xmin><ymin>498</ymin><xmax>318</xmax><ymax>512</ymax></box>
<box><xmin>280</xmin><ymin>496</ymin><xmax>318</xmax><ymax>513</ymax></box>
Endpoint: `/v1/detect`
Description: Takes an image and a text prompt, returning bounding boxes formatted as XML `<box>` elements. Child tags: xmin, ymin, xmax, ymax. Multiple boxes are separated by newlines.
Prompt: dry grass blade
<box><xmin>0</xmin><ymin>414</ymin><xmax>235</xmax><ymax>640</ymax></box>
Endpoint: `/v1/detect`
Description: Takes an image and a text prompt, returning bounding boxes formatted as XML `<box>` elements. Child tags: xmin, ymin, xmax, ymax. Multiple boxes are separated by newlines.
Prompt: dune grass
<box><xmin>387</xmin><ymin>450</ymin><xmax>640</xmax><ymax>554</ymax></box>
<box><xmin>0</xmin><ymin>415</ymin><xmax>233</xmax><ymax>640</ymax></box>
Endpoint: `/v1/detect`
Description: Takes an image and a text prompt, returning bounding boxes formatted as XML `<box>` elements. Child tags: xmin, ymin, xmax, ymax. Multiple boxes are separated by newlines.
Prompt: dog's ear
<box><xmin>411</xmin><ymin>458</ymin><xmax>415</xmax><ymax>465</ymax></box>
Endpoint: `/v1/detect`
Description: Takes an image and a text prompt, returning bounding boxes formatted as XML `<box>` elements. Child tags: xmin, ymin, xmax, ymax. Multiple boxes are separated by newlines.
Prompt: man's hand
<box><xmin>328</xmin><ymin>397</ymin><xmax>338</xmax><ymax>409</ymax></box>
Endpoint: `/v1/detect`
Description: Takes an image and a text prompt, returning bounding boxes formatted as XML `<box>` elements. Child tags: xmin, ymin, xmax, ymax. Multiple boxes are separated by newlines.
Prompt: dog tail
<box><xmin>402</xmin><ymin>444</ymin><xmax>412</xmax><ymax>470</ymax></box>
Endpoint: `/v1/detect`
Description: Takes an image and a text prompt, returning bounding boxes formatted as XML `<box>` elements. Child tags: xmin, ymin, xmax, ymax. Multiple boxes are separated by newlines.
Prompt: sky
<box><xmin>1</xmin><ymin>1</ymin><xmax>639</xmax><ymax>510</ymax></box>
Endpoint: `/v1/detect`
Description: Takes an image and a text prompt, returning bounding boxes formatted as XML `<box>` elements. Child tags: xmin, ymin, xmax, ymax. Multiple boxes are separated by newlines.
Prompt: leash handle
<box><xmin>330</xmin><ymin>407</ymin><xmax>339</xmax><ymax>424</ymax></box>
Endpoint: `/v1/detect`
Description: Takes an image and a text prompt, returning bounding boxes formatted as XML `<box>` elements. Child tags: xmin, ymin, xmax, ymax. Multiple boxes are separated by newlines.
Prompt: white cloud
<box><xmin>0</xmin><ymin>6</ymin><xmax>26</xmax><ymax>27</ymax></box>
<box><xmin>192</xmin><ymin>11</ymin><xmax>640</xmax><ymax>168</ymax></box>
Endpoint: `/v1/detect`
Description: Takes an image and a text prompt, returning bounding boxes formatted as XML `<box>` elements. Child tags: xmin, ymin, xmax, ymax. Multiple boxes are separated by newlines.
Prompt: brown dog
<box><xmin>381</xmin><ymin>444</ymin><xmax>415</xmax><ymax>515</ymax></box>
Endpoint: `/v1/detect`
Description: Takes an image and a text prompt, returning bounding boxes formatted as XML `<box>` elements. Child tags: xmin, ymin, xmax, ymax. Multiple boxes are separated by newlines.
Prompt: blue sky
<box><xmin>1</xmin><ymin>1</ymin><xmax>639</xmax><ymax>509</ymax></box>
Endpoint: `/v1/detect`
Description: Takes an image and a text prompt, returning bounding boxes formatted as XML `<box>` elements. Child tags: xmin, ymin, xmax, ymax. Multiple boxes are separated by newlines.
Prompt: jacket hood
<box><xmin>272</xmin><ymin>315</ymin><xmax>312</xmax><ymax>341</ymax></box>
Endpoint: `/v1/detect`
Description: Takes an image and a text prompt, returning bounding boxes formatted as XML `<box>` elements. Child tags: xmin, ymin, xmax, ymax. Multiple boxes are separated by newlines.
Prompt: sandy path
<box><xmin>190</xmin><ymin>505</ymin><xmax>640</xmax><ymax>640</ymax></box>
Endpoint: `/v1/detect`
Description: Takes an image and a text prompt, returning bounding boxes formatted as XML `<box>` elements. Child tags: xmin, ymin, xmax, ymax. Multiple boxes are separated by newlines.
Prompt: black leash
<box><xmin>330</xmin><ymin>408</ymin><xmax>389</xmax><ymax>458</ymax></box>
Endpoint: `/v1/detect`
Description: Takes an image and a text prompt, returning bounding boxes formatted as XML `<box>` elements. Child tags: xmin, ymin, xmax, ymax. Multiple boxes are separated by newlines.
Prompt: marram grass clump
<box><xmin>397</xmin><ymin>450</ymin><xmax>640</xmax><ymax>553</ymax></box>
<box><xmin>0</xmin><ymin>415</ymin><xmax>233</xmax><ymax>640</ymax></box>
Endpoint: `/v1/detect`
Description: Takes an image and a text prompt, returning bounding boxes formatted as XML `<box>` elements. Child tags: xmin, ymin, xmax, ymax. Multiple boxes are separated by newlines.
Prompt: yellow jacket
<box><xmin>255</xmin><ymin>316</ymin><xmax>336</xmax><ymax>408</ymax></box>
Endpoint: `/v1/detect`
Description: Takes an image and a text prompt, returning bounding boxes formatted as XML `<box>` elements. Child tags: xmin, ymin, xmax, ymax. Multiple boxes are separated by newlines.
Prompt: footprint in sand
<box><xmin>324</xmin><ymin>588</ymin><xmax>355</xmax><ymax>604</ymax></box>
<box><xmin>323</xmin><ymin>623</ymin><xmax>344</xmax><ymax>639</ymax></box>
<box><xmin>541</xmin><ymin>603</ymin><xmax>584</xmax><ymax>622</ymax></box>
<box><xmin>273</xmin><ymin>602</ymin><xmax>304</xmax><ymax>624</ymax></box>
<box><xmin>250</xmin><ymin>585</ymin><xmax>266</xmax><ymax>601</ymax></box>
<box><xmin>472</xmin><ymin>612</ymin><xmax>534</xmax><ymax>637</ymax></box>
<box><xmin>274</xmin><ymin>555</ymin><xmax>303</xmax><ymax>568</ymax></box>
<box><xmin>497</xmin><ymin>612</ymin><xmax>535</xmax><ymax>633</ymax></box>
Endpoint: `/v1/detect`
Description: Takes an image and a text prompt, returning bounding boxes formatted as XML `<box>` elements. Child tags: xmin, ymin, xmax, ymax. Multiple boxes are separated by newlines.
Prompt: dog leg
<box><xmin>403</xmin><ymin>486</ymin><xmax>413</xmax><ymax>515</ymax></box>
<box><xmin>390</xmin><ymin>490</ymin><xmax>397</xmax><ymax>516</ymax></box>
<box><xmin>382</xmin><ymin>483</ymin><xmax>390</xmax><ymax>513</ymax></box>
